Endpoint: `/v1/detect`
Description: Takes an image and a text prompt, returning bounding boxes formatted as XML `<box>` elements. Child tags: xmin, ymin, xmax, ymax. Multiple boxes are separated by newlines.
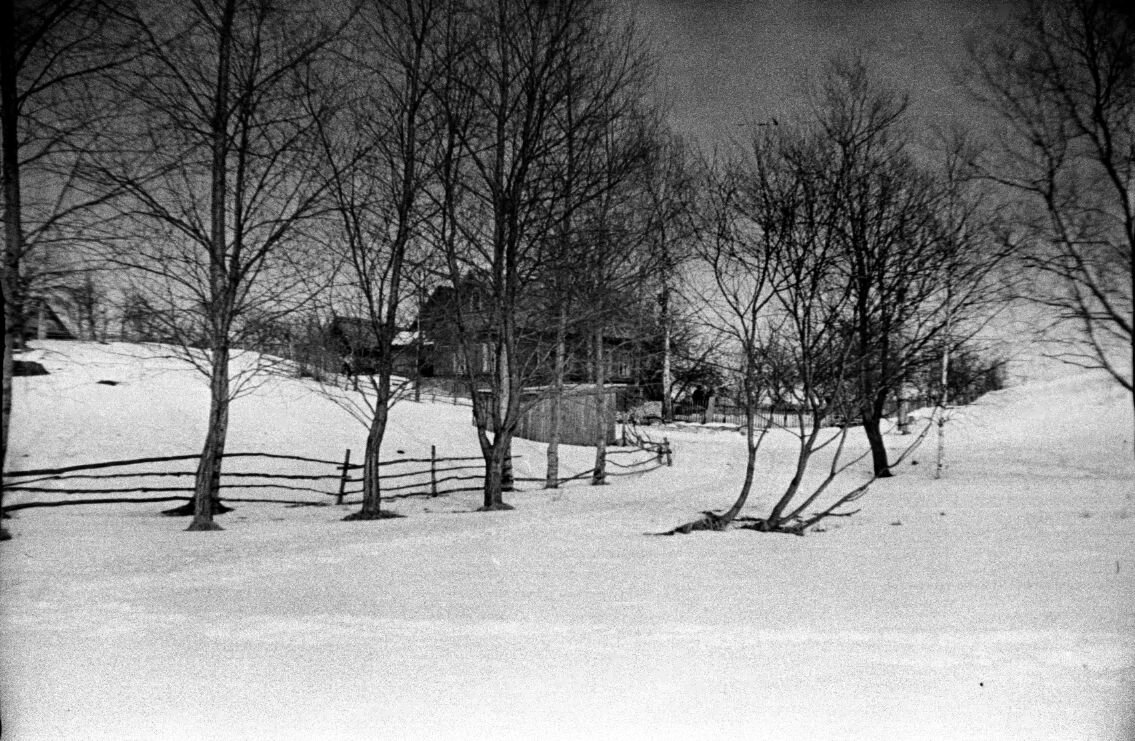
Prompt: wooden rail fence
<box><xmin>2</xmin><ymin>432</ymin><xmax>673</xmax><ymax>514</ymax></box>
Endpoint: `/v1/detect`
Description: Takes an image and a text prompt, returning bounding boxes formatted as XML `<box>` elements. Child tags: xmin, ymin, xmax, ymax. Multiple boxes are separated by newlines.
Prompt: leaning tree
<box><xmin>971</xmin><ymin>0</ymin><xmax>1135</xmax><ymax>450</ymax></box>
<box><xmin>668</xmin><ymin>128</ymin><xmax>876</xmax><ymax>536</ymax></box>
<box><xmin>667</xmin><ymin>75</ymin><xmax>1004</xmax><ymax>535</ymax></box>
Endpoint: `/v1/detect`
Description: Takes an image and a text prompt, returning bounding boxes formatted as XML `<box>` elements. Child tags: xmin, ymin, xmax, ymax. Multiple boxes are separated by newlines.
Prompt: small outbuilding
<box><xmin>515</xmin><ymin>385</ymin><xmax>619</xmax><ymax>446</ymax></box>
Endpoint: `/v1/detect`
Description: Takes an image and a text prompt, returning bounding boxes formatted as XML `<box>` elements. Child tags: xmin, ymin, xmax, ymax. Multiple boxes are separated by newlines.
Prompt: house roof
<box><xmin>422</xmin><ymin>281</ymin><xmax>657</xmax><ymax>343</ymax></box>
<box><xmin>330</xmin><ymin>317</ymin><xmax>430</xmax><ymax>349</ymax></box>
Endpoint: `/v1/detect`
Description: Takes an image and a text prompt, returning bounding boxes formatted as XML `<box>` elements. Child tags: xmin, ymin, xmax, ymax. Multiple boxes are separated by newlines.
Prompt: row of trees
<box><xmin>678</xmin><ymin>59</ymin><xmax>1011</xmax><ymax>534</ymax></box>
<box><xmin>674</xmin><ymin>0</ymin><xmax>1135</xmax><ymax>532</ymax></box>
<box><xmin>3</xmin><ymin>0</ymin><xmax>695</xmax><ymax>532</ymax></box>
<box><xmin>3</xmin><ymin>0</ymin><xmax>1131</xmax><ymax>538</ymax></box>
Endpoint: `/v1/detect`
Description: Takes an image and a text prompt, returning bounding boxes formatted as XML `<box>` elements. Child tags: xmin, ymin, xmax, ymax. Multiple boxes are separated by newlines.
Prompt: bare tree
<box><xmin>532</xmin><ymin>87</ymin><xmax>659</xmax><ymax>487</ymax></box>
<box><xmin>308</xmin><ymin>0</ymin><xmax>444</xmax><ymax>521</ymax></box>
<box><xmin>815</xmin><ymin>57</ymin><xmax>1009</xmax><ymax>477</ymax></box>
<box><xmin>537</xmin><ymin>19</ymin><xmax>651</xmax><ymax>489</ymax></box>
<box><xmin>971</xmin><ymin>0</ymin><xmax>1134</xmax><ymax>447</ymax></box>
<box><xmin>532</xmin><ymin>12</ymin><xmax>649</xmax><ymax>488</ymax></box>
<box><xmin>573</xmin><ymin>117</ymin><xmax>661</xmax><ymax>485</ymax></box>
<box><xmin>92</xmin><ymin>0</ymin><xmax>347</xmax><ymax>530</ymax></box>
<box><xmin>666</xmin><ymin>159</ymin><xmax>776</xmax><ymax>532</ymax></box>
<box><xmin>669</xmin><ymin>130</ymin><xmax>866</xmax><ymax>535</ymax></box>
<box><xmin>640</xmin><ymin>130</ymin><xmax>698</xmax><ymax>424</ymax></box>
<box><xmin>925</xmin><ymin>131</ymin><xmax>1014</xmax><ymax>477</ymax></box>
<box><xmin>669</xmin><ymin>115</ymin><xmax>951</xmax><ymax>535</ymax></box>
<box><xmin>2</xmin><ymin>0</ymin><xmax>135</xmax><ymax>540</ymax></box>
<box><xmin>432</xmin><ymin>0</ymin><xmax>647</xmax><ymax>509</ymax></box>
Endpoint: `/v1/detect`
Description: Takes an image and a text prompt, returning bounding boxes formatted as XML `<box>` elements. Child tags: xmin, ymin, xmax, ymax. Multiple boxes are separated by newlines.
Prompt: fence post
<box><xmin>664</xmin><ymin>437</ymin><xmax>672</xmax><ymax>467</ymax></box>
<box><xmin>430</xmin><ymin>445</ymin><xmax>438</xmax><ymax>497</ymax></box>
<box><xmin>337</xmin><ymin>448</ymin><xmax>351</xmax><ymax>505</ymax></box>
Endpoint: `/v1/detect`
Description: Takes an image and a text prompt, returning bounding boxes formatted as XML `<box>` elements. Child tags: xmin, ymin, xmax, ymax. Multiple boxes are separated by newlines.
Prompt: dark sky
<box><xmin>621</xmin><ymin>0</ymin><xmax>1022</xmax><ymax>147</ymax></box>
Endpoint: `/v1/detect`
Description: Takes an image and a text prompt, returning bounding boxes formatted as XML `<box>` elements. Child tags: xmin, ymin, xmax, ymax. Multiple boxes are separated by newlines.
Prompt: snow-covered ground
<box><xmin>3</xmin><ymin>341</ymin><xmax>1133</xmax><ymax>740</ymax></box>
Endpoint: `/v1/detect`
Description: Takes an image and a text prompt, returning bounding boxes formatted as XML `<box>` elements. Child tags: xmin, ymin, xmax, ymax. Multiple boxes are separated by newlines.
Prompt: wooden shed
<box><xmin>516</xmin><ymin>385</ymin><xmax>618</xmax><ymax>446</ymax></box>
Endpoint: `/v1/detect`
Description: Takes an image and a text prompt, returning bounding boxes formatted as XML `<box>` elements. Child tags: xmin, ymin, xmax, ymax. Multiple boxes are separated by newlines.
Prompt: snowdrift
<box><xmin>2</xmin><ymin>341</ymin><xmax>1133</xmax><ymax>741</ymax></box>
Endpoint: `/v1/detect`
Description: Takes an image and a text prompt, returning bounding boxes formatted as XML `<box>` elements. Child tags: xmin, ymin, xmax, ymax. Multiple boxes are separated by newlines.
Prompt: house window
<box><xmin>454</xmin><ymin>346</ymin><xmax>467</xmax><ymax>375</ymax></box>
<box><xmin>480</xmin><ymin>343</ymin><xmax>492</xmax><ymax>374</ymax></box>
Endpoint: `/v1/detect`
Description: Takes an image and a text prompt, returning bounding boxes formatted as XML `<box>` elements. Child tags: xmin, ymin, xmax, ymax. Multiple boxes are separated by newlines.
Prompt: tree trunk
<box><xmin>475</xmin><ymin>333</ymin><xmax>515</xmax><ymax>511</ymax></box>
<box><xmin>479</xmin><ymin>430</ymin><xmax>514</xmax><ymax>511</ymax></box>
<box><xmin>545</xmin><ymin>304</ymin><xmax>567</xmax><ymax>488</ymax></box>
<box><xmin>185</xmin><ymin>0</ymin><xmax>237</xmax><ymax>533</ymax></box>
<box><xmin>935</xmin><ymin>412</ymin><xmax>946</xmax><ymax>480</ymax></box>
<box><xmin>662</xmin><ymin>377</ymin><xmax>762</xmax><ymax>536</ymax></box>
<box><xmin>188</xmin><ymin>346</ymin><xmax>230</xmax><ymax>531</ymax></box>
<box><xmin>936</xmin><ymin>323</ymin><xmax>950</xmax><ymax>478</ymax></box>
<box><xmin>591</xmin><ymin>329</ymin><xmax>607</xmax><ymax>485</ymax></box>
<box><xmin>720</xmin><ymin>379</ymin><xmax>762</xmax><ymax>521</ymax></box>
<box><xmin>414</xmin><ymin>290</ymin><xmax>422</xmax><ymax>403</ymax></box>
<box><xmin>0</xmin><ymin>319</ymin><xmax>10</xmax><ymax>540</ymax></box>
<box><xmin>2</xmin><ymin>0</ymin><xmax>24</xmax><ymax>542</ymax></box>
<box><xmin>489</xmin><ymin>335</ymin><xmax>513</xmax><ymax>508</ymax></box>
<box><xmin>345</xmin><ymin>403</ymin><xmax>390</xmax><ymax>520</ymax></box>
<box><xmin>0</xmin><ymin>329</ymin><xmax>11</xmax><ymax>540</ymax></box>
<box><xmin>484</xmin><ymin>442</ymin><xmax>503</xmax><ymax>506</ymax></box>
<box><xmin>764</xmin><ymin>420</ymin><xmax>826</xmax><ymax>528</ymax></box>
<box><xmin>660</xmin><ymin>281</ymin><xmax>673</xmax><ymax>423</ymax></box>
<box><xmin>502</xmin><ymin>437</ymin><xmax>514</xmax><ymax>491</ymax></box>
<box><xmin>545</xmin><ymin>395</ymin><xmax>562</xmax><ymax>488</ymax></box>
<box><xmin>863</xmin><ymin>412</ymin><xmax>892</xmax><ymax>478</ymax></box>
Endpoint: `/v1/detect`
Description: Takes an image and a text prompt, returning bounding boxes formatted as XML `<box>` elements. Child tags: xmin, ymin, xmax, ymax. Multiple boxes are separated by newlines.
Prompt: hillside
<box><xmin>2</xmin><ymin>341</ymin><xmax>1133</xmax><ymax>740</ymax></box>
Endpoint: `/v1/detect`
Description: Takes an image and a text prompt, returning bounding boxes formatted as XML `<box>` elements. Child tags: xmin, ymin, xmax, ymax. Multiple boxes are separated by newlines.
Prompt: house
<box><xmin>325</xmin><ymin>315</ymin><xmax>430</xmax><ymax>377</ymax></box>
<box><xmin>419</xmin><ymin>278</ymin><xmax>656</xmax><ymax>445</ymax></box>
<box><xmin>418</xmin><ymin>280</ymin><xmax>653</xmax><ymax>388</ymax></box>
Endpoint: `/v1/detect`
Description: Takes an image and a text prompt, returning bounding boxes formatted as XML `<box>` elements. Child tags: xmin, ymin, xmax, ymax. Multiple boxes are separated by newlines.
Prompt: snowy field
<box><xmin>2</xmin><ymin>341</ymin><xmax>1133</xmax><ymax>740</ymax></box>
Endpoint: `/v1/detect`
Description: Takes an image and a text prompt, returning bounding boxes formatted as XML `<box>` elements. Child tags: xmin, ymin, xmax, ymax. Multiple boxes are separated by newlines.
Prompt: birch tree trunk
<box><xmin>545</xmin><ymin>304</ymin><xmax>567</xmax><ymax>488</ymax></box>
<box><xmin>479</xmin><ymin>327</ymin><xmax>515</xmax><ymax>510</ymax></box>
<box><xmin>1</xmin><ymin>0</ymin><xmax>22</xmax><ymax>539</ymax></box>
<box><xmin>591</xmin><ymin>329</ymin><xmax>607</xmax><ymax>485</ymax></box>
<box><xmin>0</xmin><ymin>0</ymin><xmax>18</xmax><ymax>540</ymax></box>
<box><xmin>660</xmin><ymin>280</ymin><xmax>673</xmax><ymax>423</ymax></box>
<box><xmin>935</xmin><ymin>338</ymin><xmax>950</xmax><ymax>480</ymax></box>
<box><xmin>188</xmin><ymin>345</ymin><xmax>230</xmax><ymax>531</ymax></box>
<box><xmin>346</xmin><ymin>401</ymin><xmax>396</xmax><ymax>520</ymax></box>
<box><xmin>185</xmin><ymin>0</ymin><xmax>237</xmax><ymax>532</ymax></box>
